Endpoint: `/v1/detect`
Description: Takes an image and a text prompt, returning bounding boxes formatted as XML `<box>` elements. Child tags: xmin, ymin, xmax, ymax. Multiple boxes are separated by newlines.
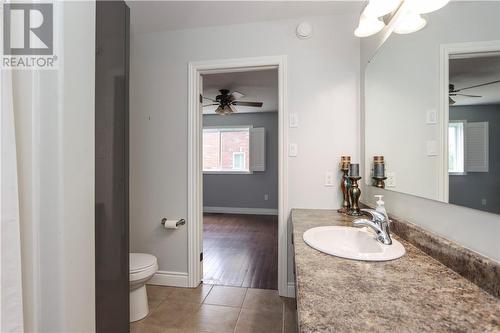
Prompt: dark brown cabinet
<box><xmin>95</xmin><ymin>1</ymin><xmax>130</xmax><ymax>331</ymax></box>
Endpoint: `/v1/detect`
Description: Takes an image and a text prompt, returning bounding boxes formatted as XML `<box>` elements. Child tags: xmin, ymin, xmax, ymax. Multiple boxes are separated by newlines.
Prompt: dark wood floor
<box><xmin>203</xmin><ymin>213</ymin><xmax>278</xmax><ymax>290</ymax></box>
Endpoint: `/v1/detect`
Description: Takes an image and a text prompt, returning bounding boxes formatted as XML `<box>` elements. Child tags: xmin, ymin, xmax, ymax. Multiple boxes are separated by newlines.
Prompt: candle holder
<box><xmin>372</xmin><ymin>176</ymin><xmax>387</xmax><ymax>188</ymax></box>
<box><xmin>347</xmin><ymin>176</ymin><xmax>363</xmax><ymax>216</ymax></box>
<box><xmin>337</xmin><ymin>167</ymin><xmax>351</xmax><ymax>214</ymax></box>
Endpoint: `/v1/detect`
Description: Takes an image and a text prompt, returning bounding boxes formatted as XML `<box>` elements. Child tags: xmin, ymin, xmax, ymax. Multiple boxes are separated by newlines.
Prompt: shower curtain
<box><xmin>1</xmin><ymin>69</ymin><xmax>25</xmax><ymax>332</ymax></box>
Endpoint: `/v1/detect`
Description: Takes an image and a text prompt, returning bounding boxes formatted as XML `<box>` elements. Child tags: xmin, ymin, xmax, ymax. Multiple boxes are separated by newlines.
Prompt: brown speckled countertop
<box><xmin>292</xmin><ymin>209</ymin><xmax>500</xmax><ymax>333</ymax></box>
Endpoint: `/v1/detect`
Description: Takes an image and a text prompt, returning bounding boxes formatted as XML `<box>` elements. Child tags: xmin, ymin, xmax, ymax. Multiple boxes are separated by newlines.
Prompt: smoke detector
<box><xmin>296</xmin><ymin>22</ymin><xmax>313</xmax><ymax>39</ymax></box>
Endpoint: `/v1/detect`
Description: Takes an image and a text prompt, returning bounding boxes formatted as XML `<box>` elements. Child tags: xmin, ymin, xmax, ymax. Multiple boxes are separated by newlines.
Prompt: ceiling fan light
<box><xmin>215</xmin><ymin>105</ymin><xmax>224</xmax><ymax>114</ymax></box>
<box><xmin>354</xmin><ymin>14</ymin><xmax>385</xmax><ymax>37</ymax></box>
<box><xmin>405</xmin><ymin>0</ymin><xmax>450</xmax><ymax>14</ymax></box>
<box><xmin>222</xmin><ymin>105</ymin><xmax>233</xmax><ymax>115</ymax></box>
<box><xmin>393</xmin><ymin>12</ymin><xmax>426</xmax><ymax>34</ymax></box>
<box><xmin>363</xmin><ymin>0</ymin><xmax>402</xmax><ymax>18</ymax></box>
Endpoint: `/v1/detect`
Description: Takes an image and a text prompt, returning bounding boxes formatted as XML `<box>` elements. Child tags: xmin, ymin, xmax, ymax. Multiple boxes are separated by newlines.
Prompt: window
<box><xmin>448</xmin><ymin>121</ymin><xmax>465</xmax><ymax>174</ymax></box>
<box><xmin>203</xmin><ymin>127</ymin><xmax>250</xmax><ymax>173</ymax></box>
<box><xmin>232</xmin><ymin>152</ymin><xmax>245</xmax><ymax>170</ymax></box>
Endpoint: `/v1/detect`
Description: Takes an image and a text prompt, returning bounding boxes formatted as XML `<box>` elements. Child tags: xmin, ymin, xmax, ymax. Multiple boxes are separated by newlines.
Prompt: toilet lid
<box><xmin>130</xmin><ymin>253</ymin><xmax>157</xmax><ymax>273</ymax></box>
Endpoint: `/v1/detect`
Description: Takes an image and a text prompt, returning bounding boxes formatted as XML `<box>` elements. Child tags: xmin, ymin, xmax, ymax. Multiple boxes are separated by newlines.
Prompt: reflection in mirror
<box><xmin>448</xmin><ymin>54</ymin><xmax>500</xmax><ymax>214</ymax></box>
<box><xmin>364</xmin><ymin>1</ymin><xmax>500</xmax><ymax>215</ymax></box>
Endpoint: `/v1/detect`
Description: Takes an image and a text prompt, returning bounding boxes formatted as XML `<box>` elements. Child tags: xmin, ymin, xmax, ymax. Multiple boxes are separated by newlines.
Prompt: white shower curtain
<box><xmin>1</xmin><ymin>69</ymin><xmax>25</xmax><ymax>332</ymax></box>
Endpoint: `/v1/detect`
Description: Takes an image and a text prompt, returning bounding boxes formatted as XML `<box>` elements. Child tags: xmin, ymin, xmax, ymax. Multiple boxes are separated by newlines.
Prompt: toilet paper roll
<box><xmin>162</xmin><ymin>219</ymin><xmax>180</xmax><ymax>229</ymax></box>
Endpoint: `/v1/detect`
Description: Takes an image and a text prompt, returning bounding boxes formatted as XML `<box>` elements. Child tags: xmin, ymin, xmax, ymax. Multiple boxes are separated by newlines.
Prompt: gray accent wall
<box><xmin>449</xmin><ymin>104</ymin><xmax>500</xmax><ymax>215</ymax></box>
<box><xmin>203</xmin><ymin>112</ymin><xmax>278</xmax><ymax>210</ymax></box>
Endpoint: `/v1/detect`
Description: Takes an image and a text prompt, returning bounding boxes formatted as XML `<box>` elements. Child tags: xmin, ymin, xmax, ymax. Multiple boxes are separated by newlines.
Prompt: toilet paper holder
<box><xmin>161</xmin><ymin>218</ymin><xmax>186</xmax><ymax>228</ymax></box>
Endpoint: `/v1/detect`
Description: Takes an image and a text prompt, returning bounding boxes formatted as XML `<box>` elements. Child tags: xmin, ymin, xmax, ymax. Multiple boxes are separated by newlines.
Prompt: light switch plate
<box><xmin>325</xmin><ymin>172</ymin><xmax>334</xmax><ymax>187</ymax></box>
<box><xmin>289</xmin><ymin>143</ymin><xmax>298</xmax><ymax>157</ymax></box>
<box><xmin>426</xmin><ymin>109</ymin><xmax>437</xmax><ymax>124</ymax></box>
<box><xmin>289</xmin><ymin>113</ymin><xmax>299</xmax><ymax>128</ymax></box>
<box><xmin>426</xmin><ymin>140</ymin><xmax>438</xmax><ymax>156</ymax></box>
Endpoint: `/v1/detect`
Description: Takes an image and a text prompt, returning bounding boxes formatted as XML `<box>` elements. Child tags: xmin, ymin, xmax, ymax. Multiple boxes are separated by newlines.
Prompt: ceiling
<box><xmin>449</xmin><ymin>54</ymin><xmax>500</xmax><ymax>106</ymax></box>
<box><xmin>202</xmin><ymin>69</ymin><xmax>278</xmax><ymax>115</ymax></box>
<box><xmin>127</xmin><ymin>1</ymin><xmax>364</xmax><ymax>34</ymax></box>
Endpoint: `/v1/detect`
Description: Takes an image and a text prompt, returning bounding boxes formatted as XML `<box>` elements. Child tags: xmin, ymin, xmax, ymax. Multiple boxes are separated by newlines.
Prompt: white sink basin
<box><xmin>303</xmin><ymin>226</ymin><xmax>405</xmax><ymax>261</ymax></box>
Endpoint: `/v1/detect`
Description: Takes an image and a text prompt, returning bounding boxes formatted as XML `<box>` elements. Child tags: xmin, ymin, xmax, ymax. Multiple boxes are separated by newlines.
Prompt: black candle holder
<box><xmin>372</xmin><ymin>176</ymin><xmax>387</xmax><ymax>189</ymax></box>
<box><xmin>337</xmin><ymin>167</ymin><xmax>351</xmax><ymax>214</ymax></box>
<box><xmin>347</xmin><ymin>176</ymin><xmax>363</xmax><ymax>216</ymax></box>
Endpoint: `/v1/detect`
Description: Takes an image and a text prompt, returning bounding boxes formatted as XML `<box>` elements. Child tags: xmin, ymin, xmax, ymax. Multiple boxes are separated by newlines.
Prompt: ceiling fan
<box><xmin>202</xmin><ymin>89</ymin><xmax>263</xmax><ymax>115</ymax></box>
<box><xmin>448</xmin><ymin>80</ymin><xmax>500</xmax><ymax>105</ymax></box>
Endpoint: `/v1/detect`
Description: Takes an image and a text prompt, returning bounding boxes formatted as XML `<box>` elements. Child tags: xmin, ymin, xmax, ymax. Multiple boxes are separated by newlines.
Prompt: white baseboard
<box><xmin>203</xmin><ymin>206</ymin><xmax>278</xmax><ymax>215</ymax></box>
<box><xmin>287</xmin><ymin>282</ymin><xmax>296</xmax><ymax>298</ymax></box>
<box><xmin>148</xmin><ymin>270</ymin><xmax>189</xmax><ymax>288</ymax></box>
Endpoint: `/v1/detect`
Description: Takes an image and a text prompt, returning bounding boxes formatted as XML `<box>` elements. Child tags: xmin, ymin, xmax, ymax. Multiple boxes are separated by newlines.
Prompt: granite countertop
<box><xmin>291</xmin><ymin>209</ymin><xmax>500</xmax><ymax>333</ymax></box>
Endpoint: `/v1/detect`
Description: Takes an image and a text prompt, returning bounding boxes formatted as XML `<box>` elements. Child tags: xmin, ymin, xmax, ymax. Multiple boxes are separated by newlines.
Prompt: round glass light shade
<box><xmin>354</xmin><ymin>15</ymin><xmax>385</xmax><ymax>37</ymax></box>
<box><xmin>364</xmin><ymin>0</ymin><xmax>401</xmax><ymax>18</ymax></box>
<box><xmin>405</xmin><ymin>0</ymin><xmax>450</xmax><ymax>14</ymax></box>
<box><xmin>393</xmin><ymin>12</ymin><xmax>427</xmax><ymax>34</ymax></box>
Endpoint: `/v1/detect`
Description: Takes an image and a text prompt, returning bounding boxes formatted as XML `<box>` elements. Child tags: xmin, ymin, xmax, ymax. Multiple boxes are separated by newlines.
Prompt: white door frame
<box><xmin>439</xmin><ymin>40</ymin><xmax>500</xmax><ymax>202</ymax></box>
<box><xmin>187</xmin><ymin>56</ymin><xmax>290</xmax><ymax>296</ymax></box>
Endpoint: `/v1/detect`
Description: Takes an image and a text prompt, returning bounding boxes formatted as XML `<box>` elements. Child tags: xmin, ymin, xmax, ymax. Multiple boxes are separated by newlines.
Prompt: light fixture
<box><xmin>354</xmin><ymin>14</ymin><xmax>385</xmax><ymax>38</ymax></box>
<box><xmin>354</xmin><ymin>0</ymin><xmax>450</xmax><ymax>37</ymax></box>
<box><xmin>393</xmin><ymin>11</ymin><xmax>427</xmax><ymax>34</ymax></box>
<box><xmin>363</xmin><ymin>0</ymin><xmax>402</xmax><ymax>18</ymax></box>
<box><xmin>405</xmin><ymin>0</ymin><xmax>450</xmax><ymax>14</ymax></box>
<box><xmin>215</xmin><ymin>105</ymin><xmax>234</xmax><ymax>115</ymax></box>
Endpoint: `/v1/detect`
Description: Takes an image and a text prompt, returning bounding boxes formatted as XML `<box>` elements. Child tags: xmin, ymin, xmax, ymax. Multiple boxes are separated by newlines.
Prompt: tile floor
<box><xmin>131</xmin><ymin>284</ymin><xmax>298</xmax><ymax>333</ymax></box>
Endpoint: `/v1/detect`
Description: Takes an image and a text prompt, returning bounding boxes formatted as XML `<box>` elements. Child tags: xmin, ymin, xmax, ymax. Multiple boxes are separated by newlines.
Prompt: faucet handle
<box><xmin>360</xmin><ymin>209</ymin><xmax>386</xmax><ymax>223</ymax></box>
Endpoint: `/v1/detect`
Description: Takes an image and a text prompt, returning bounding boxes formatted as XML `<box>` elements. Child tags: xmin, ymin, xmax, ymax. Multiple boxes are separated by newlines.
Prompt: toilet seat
<box><xmin>130</xmin><ymin>253</ymin><xmax>157</xmax><ymax>282</ymax></box>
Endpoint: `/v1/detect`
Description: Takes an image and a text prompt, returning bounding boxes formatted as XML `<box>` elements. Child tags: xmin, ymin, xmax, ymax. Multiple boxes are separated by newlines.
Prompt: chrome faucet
<box><xmin>353</xmin><ymin>209</ymin><xmax>392</xmax><ymax>245</ymax></box>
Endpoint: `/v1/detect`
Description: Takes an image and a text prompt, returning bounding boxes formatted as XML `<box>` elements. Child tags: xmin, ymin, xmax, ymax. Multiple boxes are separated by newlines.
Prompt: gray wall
<box><xmin>449</xmin><ymin>104</ymin><xmax>500</xmax><ymax>215</ymax></box>
<box><xmin>203</xmin><ymin>112</ymin><xmax>278</xmax><ymax>210</ymax></box>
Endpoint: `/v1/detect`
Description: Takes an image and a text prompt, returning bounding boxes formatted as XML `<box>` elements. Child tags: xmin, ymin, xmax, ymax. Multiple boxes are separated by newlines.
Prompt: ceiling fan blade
<box><xmin>454</xmin><ymin>93</ymin><xmax>482</xmax><ymax>98</ymax></box>
<box><xmin>202</xmin><ymin>103</ymin><xmax>219</xmax><ymax>107</ymax></box>
<box><xmin>449</xmin><ymin>97</ymin><xmax>456</xmax><ymax>105</ymax></box>
<box><xmin>202</xmin><ymin>96</ymin><xmax>217</xmax><ymax>102</ymax></box>
<box><xmin>232</xmin><ymin>101</ymin><xmax>263</xmax><ymax>107</ymax></box>
<box><xmin>230</xmin><ymin>91</ymin><xmax>245</xmax><ymax>101</ymax></box>
<box><xmin>454</xmin><ymin>79</ymin><xmax>500</xmax><ymax>92</ymax></box>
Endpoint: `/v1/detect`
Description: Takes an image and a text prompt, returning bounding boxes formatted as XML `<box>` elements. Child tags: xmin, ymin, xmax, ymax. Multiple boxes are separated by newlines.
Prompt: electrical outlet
<box><xmin>289</xmin><ymin>114</ymin><xmax>299</xmax><ymax>128</ymax></box>
<box><xmin>264</xmin><ymin>194</ymin><xmax>269</xmax><ymax>201</ymax></box>
<box><xmin>325</xmin><ymin>172</ymin><xmax>334</xmax><ymax>187</ymax></box>
<box><xmin>386</xmin><ymin>172</ymin><xmax>396</xmax><ymax>187</ymax></box>
<box><xmin>288</xmin><ymin>143</ymin><xmax>298</xmax><ymax>157</ymax></box>
<box><xmin>481</xmin><ymin>198</ymin><xmax>487</xmax><ymax>206</ymax></box>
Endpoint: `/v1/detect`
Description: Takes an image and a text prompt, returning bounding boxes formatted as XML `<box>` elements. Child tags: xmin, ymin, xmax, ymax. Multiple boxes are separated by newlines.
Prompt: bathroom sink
<box><xmin>303</xmin><ymin>226</ymin><xmax>405</xmax><ymax>261</ymax></box>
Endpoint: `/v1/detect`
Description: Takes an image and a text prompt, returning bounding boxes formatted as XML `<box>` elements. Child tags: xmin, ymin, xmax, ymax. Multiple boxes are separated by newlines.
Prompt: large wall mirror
<box><xmin>365</xmin><ymin>1</ymin><xmax>500</xmax><ymax>215</ymax></box>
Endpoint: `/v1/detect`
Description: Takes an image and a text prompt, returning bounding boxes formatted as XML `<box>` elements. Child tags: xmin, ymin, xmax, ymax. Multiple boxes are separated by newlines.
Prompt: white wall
<box><xmin>361</xmin><ymin>2</ymin><xmax>500</xmax><ymax>262</ymax></box>
<box><xmin>14</xmin><ymin>2</ymin><xmax>95</xmax><ymax>331</ymax></box>
<box><xmin>130</xmin><ymin>14</ymin><xmax>360</xmax><ymax>276</ymax></box>
<box><xmin>364</xmin><ymin>1</ymin><xmax>500</xmax><ymax>201</ymax></box>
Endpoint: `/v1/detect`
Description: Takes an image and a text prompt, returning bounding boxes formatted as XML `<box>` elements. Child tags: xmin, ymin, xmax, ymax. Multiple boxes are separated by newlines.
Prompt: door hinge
<box><xmin>200</xmin><ymin>252</ymin><xmax>203</xmax><ymax>261</ymax></box>
<box><xmin>199</xmin><ymin>94</ymin><xmax>203</xmax><ymax>103</ymax></box>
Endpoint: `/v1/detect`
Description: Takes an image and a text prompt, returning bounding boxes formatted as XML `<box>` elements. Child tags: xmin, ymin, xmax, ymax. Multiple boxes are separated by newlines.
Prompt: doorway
<box><xmin>201</xmin><ymin>69</ymin><xmax>279</xmax><ymax>289</ymax></box>
<box><xmin>187</xmin><ymin>56</ymin><xmax>289</xmax><ymax>296</ymax></box>
<box><xmin>440</xmin><ymin>41</ymin><xmax>500</xmax><ymax>209</ymax></box>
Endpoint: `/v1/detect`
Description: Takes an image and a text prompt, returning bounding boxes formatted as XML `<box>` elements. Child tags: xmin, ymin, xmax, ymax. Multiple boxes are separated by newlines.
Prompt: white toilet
<box><xmin>130</xmin><ymin>253</ymin><xmax>158</xmax><ymax>322</ymax></box>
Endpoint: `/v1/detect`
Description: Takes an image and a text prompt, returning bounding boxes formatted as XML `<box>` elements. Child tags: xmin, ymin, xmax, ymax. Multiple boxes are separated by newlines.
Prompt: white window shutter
<box><xmin>466</xmin><ymin>122</ymin><xmax>489</xmax><ymax>172</ymax></box>
<box><xmin>250</xmin><ymin>127</ymin><xmax>265</xmax><ymax>172</ymax></box>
